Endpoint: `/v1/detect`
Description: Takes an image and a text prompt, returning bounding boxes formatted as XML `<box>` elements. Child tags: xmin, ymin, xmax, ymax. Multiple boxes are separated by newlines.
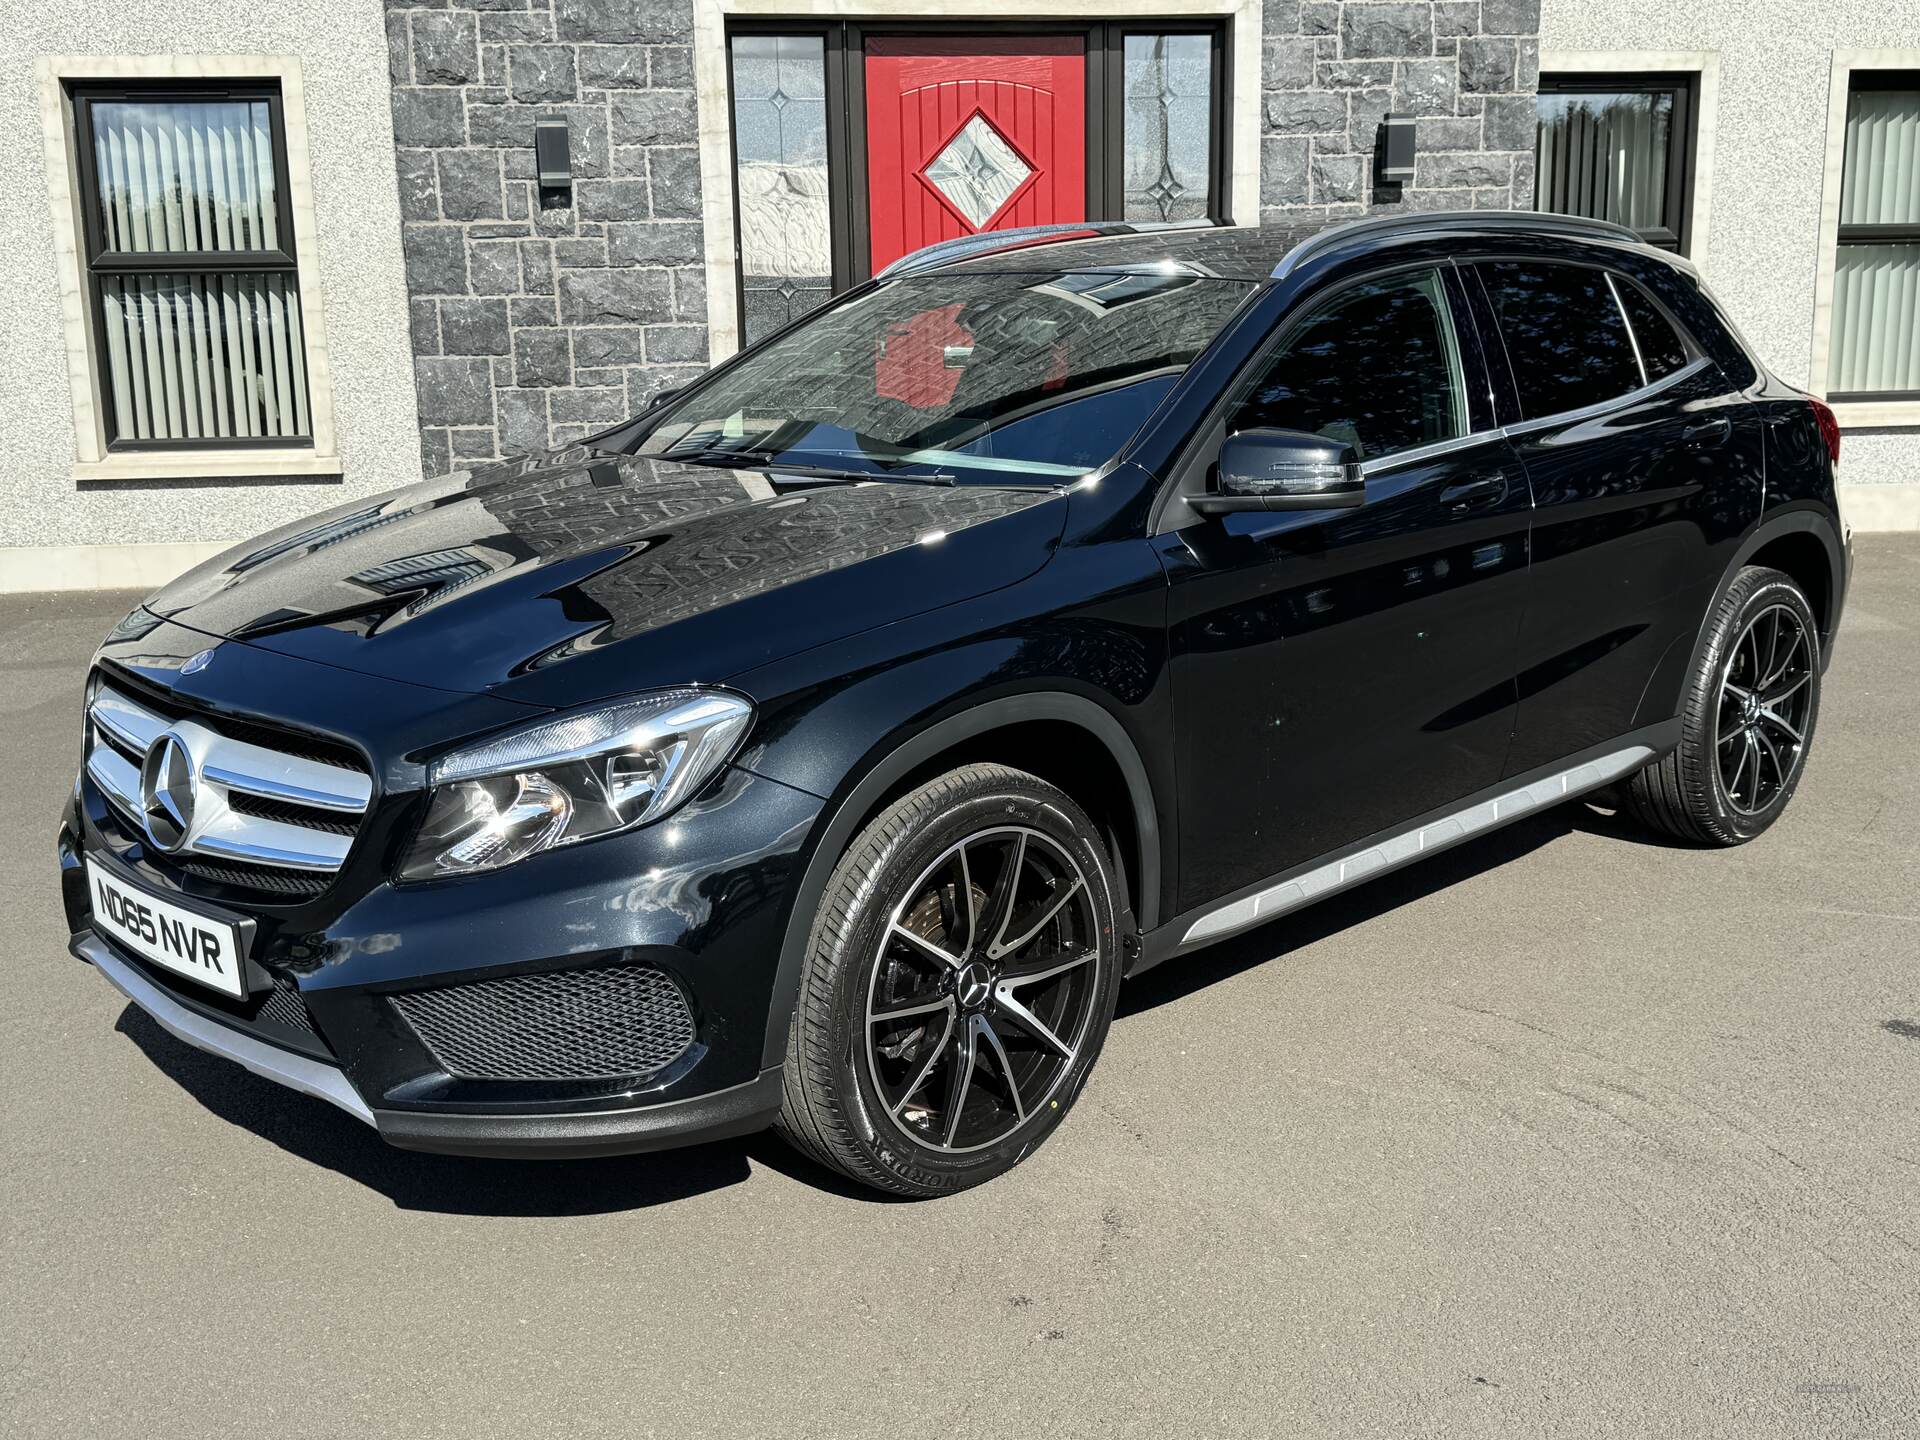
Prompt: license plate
<box><xmin>85</xmin><ymin>859</ymin><xmax>247</xmax><ymax>999</ymax></box>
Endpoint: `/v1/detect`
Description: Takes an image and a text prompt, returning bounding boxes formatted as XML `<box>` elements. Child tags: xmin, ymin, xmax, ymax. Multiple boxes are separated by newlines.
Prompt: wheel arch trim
<box><xmin>756</xmin><ymin>692</ymin><xmax>1162</xmax><ymax>1071</ymax></box>
<box><xmin>1703</xmin><ymin>507</ymin><xmax>1844</xmax><ymax>657</ymax></box>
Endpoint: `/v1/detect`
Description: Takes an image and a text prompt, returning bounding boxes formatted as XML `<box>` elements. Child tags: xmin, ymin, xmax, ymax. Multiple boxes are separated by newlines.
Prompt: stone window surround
<box><xmin>1807</xmin><ymin>47</ymin><xmax>1920</xmax><ymax>432</ymax></box>
<box><xmin>691</xmin><ymin>0</ymin><xmax>1264</xmax><ymax>363</ymax></box>
<box><xmin>35</xmin><ymin>55</ymin><xmax>342</xmax><ymax>483</ymax></box>
<box><xmin>1535</xmin><ymin>48</ymin><xmax>1720</xmax><ymax>264</ymax></box>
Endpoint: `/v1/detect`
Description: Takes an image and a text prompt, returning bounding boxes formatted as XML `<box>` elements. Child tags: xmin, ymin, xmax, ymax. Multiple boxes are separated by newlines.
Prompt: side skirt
<box><xmin>1133</xmin><ymin>719</ymin><xmax>1681</xmax><ymax>973</ymax></box>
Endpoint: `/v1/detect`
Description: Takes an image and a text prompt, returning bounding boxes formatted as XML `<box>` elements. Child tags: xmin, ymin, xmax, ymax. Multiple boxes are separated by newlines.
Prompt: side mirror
<box><xmin>647</xmin><ymin>385</ymin><xmax>685</xmax><ymax>411</ymax></box>
<box><xmin>1193</xmin><ymin>428</ymin><xmax>1365</xmax><ymax>514</ymax></box>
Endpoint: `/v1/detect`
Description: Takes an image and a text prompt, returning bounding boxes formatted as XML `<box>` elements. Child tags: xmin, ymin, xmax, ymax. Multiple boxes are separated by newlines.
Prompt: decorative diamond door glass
<box><xmin>730</xmin><ymin>34</ymin><xmax>833</xmax><ymax>346</ymax></box>
<box><xmin>921</xmin><ymin>114</ymin><xmax>1034</xmax><ymax>228</ymax></box>
<box><xmin>1122</xmin><ymin>34</ymin><xmax>1214</xmax><ymax>223</ymax></box>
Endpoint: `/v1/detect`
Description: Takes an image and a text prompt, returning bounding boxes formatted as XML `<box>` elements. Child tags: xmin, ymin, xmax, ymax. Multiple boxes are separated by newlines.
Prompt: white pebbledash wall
<box><xmin>1541</xmin><ymin>0</ymin><xmax>1920</xmax><ymax>529</ymax></box>
<box><xmin>0</xmin><ymin>0</ymin><xmax>421</xmax><ymax>592</ymax></box>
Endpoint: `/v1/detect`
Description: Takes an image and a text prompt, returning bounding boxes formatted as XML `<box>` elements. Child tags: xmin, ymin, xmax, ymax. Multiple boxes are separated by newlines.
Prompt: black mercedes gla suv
<box><xmin>59</xmin><ymin>212</ymin><xmax>1851</xmax><ymax>1195</ymax></box>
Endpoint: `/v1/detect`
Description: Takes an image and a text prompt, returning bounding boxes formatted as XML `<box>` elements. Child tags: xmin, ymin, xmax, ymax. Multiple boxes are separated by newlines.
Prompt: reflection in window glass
<box><xmin>1481</xmin><ymin>261</ymin><xmax>1643</xmax><ymax>419</ymax></box>
<box><xmin>731</xmin><ymin>35</ymin><xmax>832</xmax><ymax>346</ymax></box>
<box><xmin>1613</xmin><ymin>278</ymin><xmax>1689</xmax><ymax>382</ymax></box>
<box><xmin>641</xmin><ymin>271</ymin><xmax>1252</xmax><ymax>480</ymax></box>
<box><xmin>1535</xmin><ymin>89</ymin><xmax>1673</xmax><ymax>233</ymax></box>
<box><xmin>1123</xmin><ymin>34</ymin><xmax>1213</xmax><ymax>223</ymax></box>
<box><xmin>1227</xmin><ymin>270</ymin><xmax>1464</xmax><ymax>461</ymax></box>
<box><xmin>1830</xmin><ymin>86</ymin><xmax>1920</xmax><ymax>396</ymax></box>
<box><xmin>90</xmin><ymin>100</ymin><xmax>281</xmax><ymax>254</ymax></box>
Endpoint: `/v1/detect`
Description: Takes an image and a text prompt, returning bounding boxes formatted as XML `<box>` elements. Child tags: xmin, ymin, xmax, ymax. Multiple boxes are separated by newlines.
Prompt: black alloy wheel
<box><xmin>864</xmin><ymin>825</ymin><xmax>1102</xmax><ymax>1154</ymax></box>
<box><xmin>1625</xmin><ymin>565</ymin><xmax>1822</xmax><ymax>845</ymax></box>
<box><xmin>1714</xmin><ymin>601</ymin><xmax>1815</xmax><ymax>816</ymax></box>
<box><xmin>776</xmin><ymin>764</ymin><xmax>1123</xmax><ymax>1196</ymax></box>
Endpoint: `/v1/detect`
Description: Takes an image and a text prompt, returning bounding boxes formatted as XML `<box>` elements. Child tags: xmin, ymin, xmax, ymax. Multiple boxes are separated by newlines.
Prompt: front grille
<box><xmin>391</xmin><ymin>965</ymin><xmax>697</xmax><ymax>1083</ymax></box>
<box><xmin>175</xmin><ymin>858</ymin><xmax>333</xmax><ymax>898</ymax></box>
<box><xmin>84</xmin><ymin>671</ymin><xmax>372</xmax><ymax>901</ymax></box>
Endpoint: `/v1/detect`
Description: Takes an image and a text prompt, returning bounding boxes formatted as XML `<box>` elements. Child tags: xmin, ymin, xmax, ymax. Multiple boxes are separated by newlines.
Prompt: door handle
<box><xmin>1438</xmin><ymin>474</ymin><xmax>1508</xmax><ymax>511</ymax></box>
<box><xmin>1682</xmin><ymin>415</ymin><xmax>1733</xmax><ymax>448</ymax></box>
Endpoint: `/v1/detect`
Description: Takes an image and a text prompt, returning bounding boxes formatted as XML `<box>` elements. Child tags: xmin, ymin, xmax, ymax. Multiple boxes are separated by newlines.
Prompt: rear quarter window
<box><xmin>1479</xmin><ymin>261</ymin><xmax>1643</xmax><ymax>419</ymax></box>
<box><xmin>1612</xmin><ymin>277</ymin><xmax>1691</xmax><ymax>382</ymax></box>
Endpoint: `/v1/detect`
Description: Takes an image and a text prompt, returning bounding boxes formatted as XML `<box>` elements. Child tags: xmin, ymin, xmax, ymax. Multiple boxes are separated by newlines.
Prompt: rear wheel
<box><xmin>775</xmin><ymin>764</ymin><xmax>1122</xmax><ymax>1197</ymax></box>
<box><xmin>1625</xmin><ymin>565</ymin><xmax>1821</xmax><ymax>845</ymax></box>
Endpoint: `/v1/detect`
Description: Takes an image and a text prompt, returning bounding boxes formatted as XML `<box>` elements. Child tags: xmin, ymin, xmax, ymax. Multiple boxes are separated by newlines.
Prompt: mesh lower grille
<box><xmin>255</xmin><ymin>976</ymin><xmax>316</xmax><ymax>1036</ymax></box>
<box><xmin>391</xmin><ymin>965</ymin><xmax>696</xmax><ymax>1082</ymax></box>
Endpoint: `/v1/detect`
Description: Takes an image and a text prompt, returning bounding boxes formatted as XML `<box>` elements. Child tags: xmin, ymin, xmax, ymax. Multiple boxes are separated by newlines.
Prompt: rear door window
<box><xmin>1479</xmin><ymin>261</ymin><xmax>1644</xmax><ymax>419</ymax></box>
<box><xmin>1611</xmin><ymin>277</ymin><xmax>1691</xmax><ymax>382</ymax></box>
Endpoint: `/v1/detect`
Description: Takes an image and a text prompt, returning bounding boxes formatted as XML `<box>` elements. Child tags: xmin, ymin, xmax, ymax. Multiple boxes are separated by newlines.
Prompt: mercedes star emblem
<box><xmin>139</xmin><ymin>732</ymin><xmax>196</xmax><ymax>852</ymax></box>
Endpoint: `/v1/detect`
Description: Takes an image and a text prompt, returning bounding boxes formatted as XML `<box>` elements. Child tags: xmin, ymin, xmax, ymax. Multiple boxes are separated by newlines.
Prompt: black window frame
<box><xmin>1533</xmin><ymin>71</ymin><xmax>1698</xmax><ymax>254</ymax></box>
<box><xmin>723</xmin><ymin>19</ymin><xmax>1232</xmax><ymax>345</ymax></box>
<box><xmin>67</xmin><ymin>78</ymin><xmax>307</xmax><ymax>452</ymax></box>
<box><xmin>1829</xmin><ymin>69</ymin><xmax>1920</xmax><ymax>403</ymax></box>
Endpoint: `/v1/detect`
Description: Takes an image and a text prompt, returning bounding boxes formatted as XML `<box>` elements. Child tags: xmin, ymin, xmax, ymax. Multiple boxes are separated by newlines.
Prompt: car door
<box><xmin>1468</xmin><ymin>258</ymin><xmax>1768</xmax><ymax>776</ymax></box>
<box><xmin>1154</xmin><ymin>263</ymin><xmax>1533</xmax><ymax>916</ymax></box>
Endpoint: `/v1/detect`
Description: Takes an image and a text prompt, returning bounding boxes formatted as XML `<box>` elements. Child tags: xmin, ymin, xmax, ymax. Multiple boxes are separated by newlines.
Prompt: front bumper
<box><xmin>77</xmin><ymin>926</ymin><xmax>784</xmax><ymax>1156</ymax></box>
<box><xmin>62</xmin><ymin>614</ymin><xmax>822</xmax><ymax>1158</ymax></box>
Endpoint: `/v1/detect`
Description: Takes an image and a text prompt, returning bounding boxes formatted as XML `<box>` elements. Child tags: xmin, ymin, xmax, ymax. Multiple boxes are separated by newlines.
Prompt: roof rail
<box><xmin>1272</xmin><ymin>209</ymin><xmax>1643</xmax><ymax>278</ymax></box>
<box><xmin>879</xmin><ymin>218</ymin><xmax>1220</xmax><ymax>278</ymax></box>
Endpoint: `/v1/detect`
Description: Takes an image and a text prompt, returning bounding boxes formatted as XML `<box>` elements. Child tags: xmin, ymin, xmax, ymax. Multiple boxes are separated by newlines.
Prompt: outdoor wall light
<box><xmin>535</xmin><ymin>118</ymin><xmax>572</xmax><ymax>198</ymax></box>
<box><xmin>1377</xmin><ymin>115</ymin><xmax>1417</xmax><ymax>187</ymax></box>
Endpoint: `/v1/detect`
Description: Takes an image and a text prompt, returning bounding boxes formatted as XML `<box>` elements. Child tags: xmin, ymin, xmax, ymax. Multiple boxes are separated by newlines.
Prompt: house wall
<box><xmin>383</xmin><ymin>0</ymin><xmax>1543</xmax><ymax>466</ymax></box>
<box><xmin>1542</xmin><ymin>0</ymin><xmax>1920</xmax><ymax>516</ymax></box>
<box><xmin>1</xmin><ymin>1</ymin><xmax>422</xmax><ymax>588</ymax></box>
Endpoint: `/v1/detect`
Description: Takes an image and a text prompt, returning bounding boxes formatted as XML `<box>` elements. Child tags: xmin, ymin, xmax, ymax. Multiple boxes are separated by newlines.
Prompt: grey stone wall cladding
<box><xmin>386</xmin><ymin>0</ymin><xmax>711</xmax><ymax>475</ymax></box>
<box><xmin>387</xmin><ymin>0</ymin><xmax>1542</xmax><ymax>475</ymax></box>
<box><xmin>1259</xmin><ymin>0</ymin><xmax>1540</xmax><ymax>224</ymax></box>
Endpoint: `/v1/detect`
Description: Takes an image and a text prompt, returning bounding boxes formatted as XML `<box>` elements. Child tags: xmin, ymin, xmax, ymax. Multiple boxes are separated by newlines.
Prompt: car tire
<box><xmin>1624</xmin><ymin>565</ymin><xmax>1822</xmax><ymax>846</ymax></box>
<box><xmin>774</xmin><ymin>763</ymin><xmax>1123</xmax><ymax>1197</ymax></box>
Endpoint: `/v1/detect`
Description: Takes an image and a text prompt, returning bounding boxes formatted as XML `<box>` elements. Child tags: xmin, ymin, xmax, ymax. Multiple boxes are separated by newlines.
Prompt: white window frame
<box><xmin>1535</xmin><ymin>49</ymin><xmax>1720</xmax><ymax>264</ymax></box>
<box><xmin>35</xmin><ymin>55</ymin><xmax>341</xmax><ymax>482</ymax></box>
<box><xmin>1808</xmin><ymin>48</ymin><xmax>1920</xmax><ymax>431</ymax></box>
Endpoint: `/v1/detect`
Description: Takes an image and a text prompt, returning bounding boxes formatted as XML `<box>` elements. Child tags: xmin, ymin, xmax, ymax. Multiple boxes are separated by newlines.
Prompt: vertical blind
<box><xmin>1534</xmin><ymin>90</ymin><xmax>1673</xmax><ymax>236</ymax></box>
<box><xmin>1829</xmin><ymin>87</ymin><xmax>1920</xmax><ymax>397</ymax></box>
<box><xmin>83</xmin><ymin>96</ymin><xmax>310</xmax><ymax>445</ymax></box>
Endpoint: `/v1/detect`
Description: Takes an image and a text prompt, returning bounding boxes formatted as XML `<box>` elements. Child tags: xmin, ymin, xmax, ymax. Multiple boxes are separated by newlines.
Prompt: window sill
<box><xmin>1827</xmin><ymin>399</ymin><xmax>1920</xmax><ymax>430</ymax></box>
<box><xmin>72</xmin><ymin>450</ymin><xmax>344</xmax><ymax>484</ymax></box>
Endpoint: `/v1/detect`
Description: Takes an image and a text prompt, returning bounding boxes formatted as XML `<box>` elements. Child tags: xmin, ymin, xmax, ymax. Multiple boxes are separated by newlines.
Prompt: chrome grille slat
<box><xmin>86</xmin><ymin>745</ymin><xmax>142</xmax><ymax>822</ymax></box>
<box><xmin>91</xmin><ymin>688</ymin><xmax>167</xmax><ymax>755</ymax></box>
<box><xmin>85</xmin><ymin>681</ymin><xmax>372</xmax><ymax>890</ymax></box>
<box><xmin>192</xmin><ymin>811</ymin><xmax>355</xmax><ymax>872</ymax></box>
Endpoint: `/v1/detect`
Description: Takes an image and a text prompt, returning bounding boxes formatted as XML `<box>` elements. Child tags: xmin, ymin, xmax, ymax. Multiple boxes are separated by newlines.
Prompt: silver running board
<box><xmin>1180</xmin><ymin>745</ymin><xmax>1655</xmax><ymax>948</ymax></box>
<box><xmin>75</xmin><ymin>932</ymin><xmax>376</xmax><ymax>1127</ymax></box>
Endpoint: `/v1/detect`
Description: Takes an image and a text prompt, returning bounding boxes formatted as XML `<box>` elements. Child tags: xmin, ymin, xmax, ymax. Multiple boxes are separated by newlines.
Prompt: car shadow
<box><xmin>1116</xmin><ymin>797</ymin><xmax>1667</xmax><ymax>1018</ymax></box>
<box><xmin>108</xmin><ymin>797</ymin><xmax>1685</xmax><ymax>1209</ymax></box>
<box><xmin>114</xmin><ymin>1004</ymin><xmax>909</xmax><ymax>1211</ymax></box>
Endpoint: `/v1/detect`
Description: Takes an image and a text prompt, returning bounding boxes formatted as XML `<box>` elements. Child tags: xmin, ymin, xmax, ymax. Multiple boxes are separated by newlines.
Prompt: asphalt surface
<box><xmin>4</xmin><ymin>539</ymin><xmax>1917</xmax><ymax>1439</ymax></box>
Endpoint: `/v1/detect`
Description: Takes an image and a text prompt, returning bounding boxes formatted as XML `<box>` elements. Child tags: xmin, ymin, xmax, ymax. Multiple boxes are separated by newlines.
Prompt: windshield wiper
<box><xmin>668</xmin><ymin>446</ymin><xmax>955</xmax><ymax>485</ymax></box>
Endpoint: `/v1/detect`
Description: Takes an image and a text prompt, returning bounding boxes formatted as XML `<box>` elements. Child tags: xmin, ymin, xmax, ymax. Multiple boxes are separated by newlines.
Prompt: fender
<box><xmin>1632</xmin><ymin>504</ymin><xmax>1845</xmax><ymax>728</ymax></box>
<box><xmin>751</xmin><ymin>691</ymin><xmax>1163</xmax><ymax>1070</ymax></box>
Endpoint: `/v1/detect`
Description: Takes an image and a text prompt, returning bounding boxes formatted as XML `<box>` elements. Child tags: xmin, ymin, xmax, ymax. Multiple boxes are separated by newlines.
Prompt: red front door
<box><xmin>863</xmin><ymin>36</ymin><xmax>1087</xmax><ymax>274</ymax></box>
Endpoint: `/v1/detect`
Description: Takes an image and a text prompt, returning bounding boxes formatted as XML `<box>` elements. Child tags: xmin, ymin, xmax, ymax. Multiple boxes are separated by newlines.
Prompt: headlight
<box><xmin>398</xmin><ymin>689</ymin><xmax>752</xmax><ymax>881</ymax></box>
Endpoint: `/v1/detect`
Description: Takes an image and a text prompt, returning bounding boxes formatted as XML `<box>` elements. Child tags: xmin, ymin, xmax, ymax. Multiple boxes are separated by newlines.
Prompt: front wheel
<box><xmin>775</xmin><ymin>764</ymin><xmax>1123</xmax><ymax>1197</ymax></box>
<box><xmin>1625</xmin><ymin>565</ymin><xmax>1822</xmax><ymax>845</ymax></box>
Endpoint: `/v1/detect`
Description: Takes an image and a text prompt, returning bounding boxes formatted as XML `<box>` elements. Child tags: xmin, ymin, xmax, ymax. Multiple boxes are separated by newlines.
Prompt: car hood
<box><xmin>145</xmin><ymin>447</ymin><xmax>1068</xmax><ymax>708</ymax></box>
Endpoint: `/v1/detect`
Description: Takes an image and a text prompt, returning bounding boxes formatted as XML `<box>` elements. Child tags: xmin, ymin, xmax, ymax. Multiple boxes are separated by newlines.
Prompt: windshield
<box><xmin>636</xmin><ymin>269</ymin><xmax>1253</xmax><ymax>483</ymax></box>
